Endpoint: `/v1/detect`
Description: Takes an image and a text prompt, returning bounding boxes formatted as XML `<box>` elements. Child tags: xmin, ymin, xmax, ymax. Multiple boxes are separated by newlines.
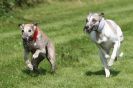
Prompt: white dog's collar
<box><xmin>98</xmin><ymin>18</ymin><xmax>105</xmax><ymax>32</ymax></box>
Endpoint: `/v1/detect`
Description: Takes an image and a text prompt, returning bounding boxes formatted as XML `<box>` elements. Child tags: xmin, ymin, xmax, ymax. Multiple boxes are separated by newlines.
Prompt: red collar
<box><xmin>32</xmin><ymin>28</ymin><xmax>38</xmax><ymax>41</ymax></box>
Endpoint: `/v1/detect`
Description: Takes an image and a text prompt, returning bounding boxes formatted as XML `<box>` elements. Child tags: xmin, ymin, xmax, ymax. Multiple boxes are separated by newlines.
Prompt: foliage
<box><xmin>0</xmin><ymin>0</ymin><xmax>44</xmax><ymax>16</ymax></box>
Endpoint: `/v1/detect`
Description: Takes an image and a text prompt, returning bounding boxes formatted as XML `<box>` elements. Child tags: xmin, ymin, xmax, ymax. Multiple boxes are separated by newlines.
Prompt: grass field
<box><xmin>0</xmin><ymin>0</ymin><xmax>133</xmax><ymax>88</ymax></box>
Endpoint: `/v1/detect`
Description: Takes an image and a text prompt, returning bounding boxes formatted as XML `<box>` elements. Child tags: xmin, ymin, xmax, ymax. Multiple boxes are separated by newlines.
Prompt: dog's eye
<box><xmin>92</xmin><ymin>19</ymin><xmax>97</xmax><ymax>22</ymax></box>
<box><xmin>22</xmin><ymin>30</ymin><xmax>24</xmax><ymax>33</ymax></box>
<box><xmin>28</xmin><ymin>30</ymin><xmax>31</xmax><ymax>32</ymax></box>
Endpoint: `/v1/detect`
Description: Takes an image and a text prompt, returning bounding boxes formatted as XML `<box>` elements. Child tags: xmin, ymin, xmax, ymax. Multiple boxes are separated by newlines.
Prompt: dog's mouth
<box><xmin>84</xmin><ymin>26</ymin><xmax>94</xmax><ymax>33</ymax></box>
<box><xmin>22</xmin><ymin>38</ymin><xmax>28</xmax><ymax>42</ymax></box>
<box><xmin>22</xmin><ymin>37</ymin><xmax>32</xmax><ymax>41</ymax></box>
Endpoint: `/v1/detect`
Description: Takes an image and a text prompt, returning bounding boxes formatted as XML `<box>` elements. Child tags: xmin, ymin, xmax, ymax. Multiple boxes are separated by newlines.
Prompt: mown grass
<box><xmin>0</xmin><ymin>0</ymin><xmax>133</xmax><ymax>88</ymax></box>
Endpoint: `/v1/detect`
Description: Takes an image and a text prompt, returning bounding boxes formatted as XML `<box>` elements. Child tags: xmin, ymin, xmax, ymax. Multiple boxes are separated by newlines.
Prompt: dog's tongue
<box><xmin>32</xmin><ymin>28</ymin><xmax>38</xmax><ymax>41</ymax></box>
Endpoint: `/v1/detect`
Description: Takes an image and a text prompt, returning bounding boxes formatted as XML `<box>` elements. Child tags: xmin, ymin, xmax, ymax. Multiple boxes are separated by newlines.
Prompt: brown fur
<box><xmin>19</xmin><ymin>23</ymin><xmax>56</xmax><ymax>72</ymax></box>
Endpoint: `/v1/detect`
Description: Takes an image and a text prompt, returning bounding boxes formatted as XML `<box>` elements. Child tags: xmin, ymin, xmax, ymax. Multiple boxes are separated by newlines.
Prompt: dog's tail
<box><xmin>119</xmin><ymin>52</ymin><xmax>123</xmax><ymax>57</ymax></box>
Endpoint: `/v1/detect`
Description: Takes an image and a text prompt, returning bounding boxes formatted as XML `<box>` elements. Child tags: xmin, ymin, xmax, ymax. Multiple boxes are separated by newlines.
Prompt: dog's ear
<box><xmin>33</xmin><ymin>23</ymin><xmax>38</xmax><ymax>26</ymax></box>
<box><xmin>18</xmin><ymin>23</ymin><xmax>21</xmax><ymax>27</ymax></box>
<box><xmin>32</xmin><ymin>23</ymin><xmax>38</xmax><ymax>30</ymax></box>
<box><xmin>99</xmin><ymin>12</ymin><xmax>104</xmax><ymax>17</ymax></box>
<box><xmin>18</xmin><ymin>23</ymin><xmax>24</xmax><ymax>29</ymax></box>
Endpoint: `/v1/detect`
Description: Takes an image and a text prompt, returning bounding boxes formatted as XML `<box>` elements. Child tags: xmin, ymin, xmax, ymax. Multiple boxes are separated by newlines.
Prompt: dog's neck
<box><xmin>32</xmin><ymin>27</ymin><xmax>39</xmax><ymax>41</ymax></box>
<box><xmin>97</xmin><ymin>18</ymin><xmax>105</xmax><ymax>32</ymax></box>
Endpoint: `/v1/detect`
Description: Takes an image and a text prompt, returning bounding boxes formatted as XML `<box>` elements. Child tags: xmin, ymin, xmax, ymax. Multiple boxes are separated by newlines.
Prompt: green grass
<box><xmin>0</xmin><ymin>0</ymin><xmax>133</xmax><ymax>88</ymax></box>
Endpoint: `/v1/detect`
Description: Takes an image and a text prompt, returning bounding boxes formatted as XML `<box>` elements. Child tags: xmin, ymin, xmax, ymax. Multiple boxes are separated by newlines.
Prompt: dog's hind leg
<box><xmin>118</xmin><ymin>36</ymin><xmax>124</xmax><ymax>58</ymax></box>
<box><xmin>115</xmin><ymin>47</ymin><xmax>123</xmax><ymax>61</ymax></box>
<box><xmin>115</xmin><ymin>28</ymin><xmax>124</xmax><ymax>59</ymax></box>
<box><xmin>108</xmin><ymin>41</ymin><xmax>120</xmax><ymax>66</ymax></box>
<box><xmin>116</xmin><ymin>40</ymin><xmax>123</xmax><ymax>58</ymax></box>
<box><xmin>46</xmin><ymin>42</ymin><xmax>56</xmax><ymax>73</ymax></box>
<box><xmin>99</xmin><ymin>49</ymin><xmax>110</xmax><ymax>77</ymax></box>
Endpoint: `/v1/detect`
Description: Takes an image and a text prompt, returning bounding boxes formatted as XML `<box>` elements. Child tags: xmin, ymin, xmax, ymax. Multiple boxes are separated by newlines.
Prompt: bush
<box><xmin>15</xmin><ymin>0</ymin><xmax>44</xmax><ymax>7</ymax></box>
<box><xmin>0</xmin><ymin>0</ymin><xmax>44</xmax><ymax>17</ymax></box>
<box><xmin>0</xmin><ymin>0</ymin><xmax>82</xmax><ymax>17</ymax></box>
<box><xmin>0</xmin><ymin>0</ymin><xmax>15</xmax><ymax>16</ymax></box>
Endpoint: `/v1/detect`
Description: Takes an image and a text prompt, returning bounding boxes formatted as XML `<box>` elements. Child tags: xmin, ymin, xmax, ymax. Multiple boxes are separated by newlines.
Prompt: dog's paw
<box><xmin>33</xmin><ymin>53</ymin><xmax>38</xmax><ymax>59</ymax></box>
<box><xmin>27</xmin><ymin>64</ymin><xmax>33</xmax><ymax>71</ymax></box>
<box><xmin>119</xmin><ymin>52</ymin><xmax>123</xmax><ymax>57</ymax></box>
<box><xmin>105</xmin><ymin>72</ymin><xmax>110</xmax><ymax>78</ymax></box>
<box><xmin>105</xmin><ymin>68</ymin><xmax>110</xmax><ymax>78</ymax></box>
<box><xmin>105</xmin><ymin>54</ymin><xmax>110</xmax><ymax>59</ymax></box>
<box><xmin>97</xmin><ymin>40</ymin><xmax>102</xmax><ymax>44</ymax></box>
<box><xmin>106</xmin><ymin>73</ymin><xmax>110</xmax><ymax>78</ymax></box>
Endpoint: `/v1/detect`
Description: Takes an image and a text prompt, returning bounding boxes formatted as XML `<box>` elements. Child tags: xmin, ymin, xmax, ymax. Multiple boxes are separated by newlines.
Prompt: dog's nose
<box><xmin>22</xmin><ymin>37</ymin><xmax>29</xmax><ymax>41</ymax></box>
<box><xmin>83</xmin><ymin>26</ymin><xmax>89</xmax><ymax>32</ymax></box>
<box><xmin>22</xmin><ymin>37</ymin><xmax>27</xmax><ymax>40</ymax></box>
<box><xmin>85</xmin><ymin>26</ymin><xmax>89</xmax><ymax>29</ymax></box>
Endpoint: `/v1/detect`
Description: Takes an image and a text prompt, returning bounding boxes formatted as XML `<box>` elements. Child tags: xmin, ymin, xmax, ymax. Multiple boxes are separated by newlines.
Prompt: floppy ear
<box><xmin>99</xmin><ymin>12</ymin><xmax>104</xmax><ymax>17</ymax></box>
<box><xmin>18</xmin><ymin>24</ymin><xmax>24</xmax><ymax>29</ymax></box>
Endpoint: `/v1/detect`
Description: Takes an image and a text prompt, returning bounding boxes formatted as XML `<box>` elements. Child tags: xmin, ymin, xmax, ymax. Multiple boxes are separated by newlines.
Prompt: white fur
<box><xmin>88</xmin><ymin>18</ymin><xmax>124</xmax><ymax>77</ymax></box>
<box><xmin>33</xmin><ymin>49</ymin><xmax>46</xmax><ymax>59</ymax></box>
<box><xmin>25</xmin><ymin>58</ymin><xmax>33</xmax><ymax>70</ymax></box>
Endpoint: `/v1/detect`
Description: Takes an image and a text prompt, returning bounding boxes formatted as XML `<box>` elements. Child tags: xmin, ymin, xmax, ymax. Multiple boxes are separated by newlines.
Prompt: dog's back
<box><xmin>104</xmin><ymin>19</ymin><xmax>124</xmax><ymax>42</ymax></box>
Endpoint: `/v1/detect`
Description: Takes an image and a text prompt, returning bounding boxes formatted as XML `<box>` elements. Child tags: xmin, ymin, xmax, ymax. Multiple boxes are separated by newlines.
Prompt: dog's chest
<box><xmin>23</xmin><ymin>40</ymin><xmax>39</xmax><ymax>51</ymax></box>
<box><xmin>89</xmin><ymin>31</ymin><xmax>101</xmax><ymax>42</ymax></box>
<box><xmin>89</xmin><ymin>31</ymin><xmax>113</xmax><ymax>49</ymax></box>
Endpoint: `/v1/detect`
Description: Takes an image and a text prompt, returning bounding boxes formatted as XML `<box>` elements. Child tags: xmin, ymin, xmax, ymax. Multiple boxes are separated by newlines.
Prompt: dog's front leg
<box><xmin>24</xmin><ymin>50</ymin><xmax>33</xmax><ymax>71</ymax></box>
<box><xmin>108</xmin><ymin>41</ymin><xmax>120</xmax><ymax>66</ymax></box>
<box><xmin>32</xmin><ymin>49</ymin><xmax>46</xmax><ymax>71</ymax></box>
<box><xmin>99</xmin><ymin>48</ymin><xmax>110</xmax><ymax>77</ymax></box>
<box><xmin>33</xmin><ymin>49</ymin><xmax>46</xmax><ymax>59</ymax></box>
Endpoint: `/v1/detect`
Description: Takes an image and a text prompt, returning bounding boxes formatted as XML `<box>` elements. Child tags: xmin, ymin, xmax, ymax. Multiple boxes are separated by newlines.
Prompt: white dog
<box><xmin>84</xmin><ymin>12</ymin><xmax>124</xmax><ymax>77</ymax></box>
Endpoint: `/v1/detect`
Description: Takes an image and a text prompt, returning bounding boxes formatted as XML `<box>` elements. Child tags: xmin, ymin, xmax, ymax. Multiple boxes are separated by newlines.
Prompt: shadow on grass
<box><xmin>85</xmin><ymin>69</ymin><xmax>120</xmax><ymax>77</ymax></box>
<box><xmin>22</xmin><ymin>68</ymin><xmax>47</xmax><ymax>77</ymax></box>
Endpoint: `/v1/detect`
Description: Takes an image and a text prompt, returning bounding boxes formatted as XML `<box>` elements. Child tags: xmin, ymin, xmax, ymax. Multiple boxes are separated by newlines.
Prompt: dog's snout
<box><xmin>23</xmin><ymin>33</ymin><xmax>28</xmax><ymax>37</ymax></box>
<box><xmin>22</xmin><ymin>36</ymin><xmax>29</xmax><ymax>41</ymax></box>
<box><xmin>22</xmin><ymin>38</ymin><xmax>27</xmax><ymax>41</ymax></box>
<box><xmin>83</xmin><ymin>26</ymin><xmax>89</xmax><ymax>32</ymax></box>
<box><xmin>85</xmin><ymin>26</ymin><xmax>89</xmax><ymax>29</ymax></box>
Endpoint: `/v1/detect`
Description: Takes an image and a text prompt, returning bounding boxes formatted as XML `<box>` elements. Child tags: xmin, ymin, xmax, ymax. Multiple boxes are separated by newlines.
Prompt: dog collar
<box><xmin>97</xmin><ymin>18</ymin><xmax>105</xmax><ymax>32</ymax></box>
<box><xmin>32</xmin><ymin>27</ymin><xmax>38</xmax><ymax>41</ymax></box>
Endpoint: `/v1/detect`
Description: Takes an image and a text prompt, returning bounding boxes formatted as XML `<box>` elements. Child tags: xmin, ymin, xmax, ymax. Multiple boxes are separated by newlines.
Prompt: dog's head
<box><xmin>18</xmin><ymin>23</ymin><xmax>38</xmax><ymax>41</ymax></box>
<box><xmin>84</xmin><ymin>12</ymin><xmax>104</xmax><ymax>33</ymax></box>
